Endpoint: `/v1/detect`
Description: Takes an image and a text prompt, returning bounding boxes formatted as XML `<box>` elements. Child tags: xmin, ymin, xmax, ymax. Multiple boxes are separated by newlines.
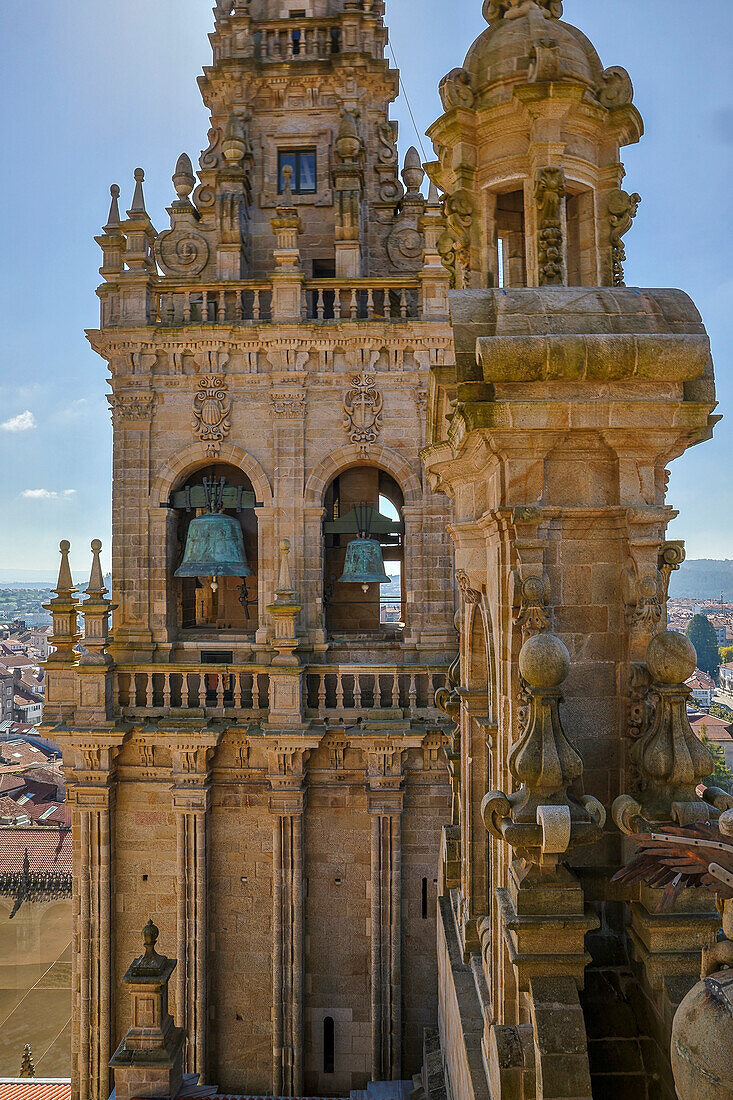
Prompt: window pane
<box><xmin>278</xmin><ymin>152</ymin><xmax>296</xmax><ymax>193</ymax></box>
<box><xmin>298</xmin><ymin>151</ymin><xmax>316</xmax><ymax>192</ymax></box>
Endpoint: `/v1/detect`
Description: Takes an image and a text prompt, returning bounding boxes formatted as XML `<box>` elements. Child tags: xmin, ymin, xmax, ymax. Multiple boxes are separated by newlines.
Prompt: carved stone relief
<box><xmin>535</xmin><ymin>167</ymin><xmax>566</xmax><ymax>286</ymax></box>
<box><xmin>609</xmin><ymin>189</ymin><xmax>641</xmax><ymax>287</ymax></box>
<box><xmin>193</xmin><ymin>375</ymin><xmax>232</xmax><ymax>457</ymax></box>
<box><xmin>343</xmin><ymin>372</ymin><xmax>383</xmax><ymax>456</ymax></box>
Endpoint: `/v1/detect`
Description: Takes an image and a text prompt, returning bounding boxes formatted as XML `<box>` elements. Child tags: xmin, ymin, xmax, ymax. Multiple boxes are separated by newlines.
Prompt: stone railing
<box><xmin>304</xmin><ymin>279</ymin><xmax>421</xmax><ymax>322</ymax></box>
<box><xmin>151</xmin><ymin>278</ymin><xmax>422</xmax><ymax>327</ymax></box>
<box><xmin>249</xmin><ymin>20</ymin><xmax>342</xmax><ymax>61</ymax></box>
<box><xmin>113</xmin><ymin>664</ymin><xmax>271</xmax><ymax>718</ymax></box>
<box><xmin>304</xmin><ymin>665</ymin><xmax>449</xmax><ymax>719</ymax></box>
<box><xmin>112</xmin><ymin>662</ymin><xmax>449</xmax><ymax>721</ymax></box>
<box><xmin>153</xmin><ymin>283</ymin><xmax>273</xmax><ymax>326</ymax></box>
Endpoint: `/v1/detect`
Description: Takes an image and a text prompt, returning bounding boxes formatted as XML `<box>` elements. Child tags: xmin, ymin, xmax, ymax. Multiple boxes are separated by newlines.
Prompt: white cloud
<box><xmin>21</xmin><ymin>489</ymin><xmax>76</xmax><ymax>501</ymax></box>
<box><xmin>1</xmin><ymin>411</ymin><xmax>37</xmax><ymax>433</ymax></box>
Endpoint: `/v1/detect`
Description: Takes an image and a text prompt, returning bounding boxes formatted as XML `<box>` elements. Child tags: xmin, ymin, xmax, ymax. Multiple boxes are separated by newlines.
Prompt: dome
<box><xmin>464</xmin><ymin>7</ymin><xmax>605</xmax><ymax>92</ymax></box>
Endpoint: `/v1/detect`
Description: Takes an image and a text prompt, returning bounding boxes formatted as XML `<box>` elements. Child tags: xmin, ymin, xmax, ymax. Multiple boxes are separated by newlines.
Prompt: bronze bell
<box><xmin>175</xmin><ymin>511</ymin><xmax>252</xmax><ymax>591</ymax></box>
<box><xmin>338</xmin><ymin>535</ymin><xmax>390</xmax><ymax>593</ymax></box>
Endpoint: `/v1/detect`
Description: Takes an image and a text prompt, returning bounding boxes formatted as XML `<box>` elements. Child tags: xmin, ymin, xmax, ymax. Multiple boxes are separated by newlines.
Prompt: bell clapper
<box><xmin>210</xmin><ymin>577</ymin><xmax>219</xmax><ymax>593</ymax></box>
<box><xmin>362</xmin><ymin>583</ymin><xmax>369</xmax><ymax>594</ymax></box>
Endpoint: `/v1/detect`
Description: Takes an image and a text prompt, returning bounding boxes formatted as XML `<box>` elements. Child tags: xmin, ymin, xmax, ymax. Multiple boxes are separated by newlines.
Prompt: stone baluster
<box><xmin>267</xmin><ymin>539</ymin><xmax>305</xmax><ymax>726</ymax></box>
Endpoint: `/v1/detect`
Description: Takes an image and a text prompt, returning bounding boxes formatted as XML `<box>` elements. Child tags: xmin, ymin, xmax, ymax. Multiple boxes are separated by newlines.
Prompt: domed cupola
<box><xmin>427</xmin><ymin>0</ymin><xmax>644</xmax><ymax>289</ymax></box>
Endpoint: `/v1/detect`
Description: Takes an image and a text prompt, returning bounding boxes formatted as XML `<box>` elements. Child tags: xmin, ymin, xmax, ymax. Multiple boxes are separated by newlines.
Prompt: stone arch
<box><xmin>304</xmin><ymin>444</ymin><xmax>422</xmax><ymax>507</ymax></box>
<box><xmin>149</xmin><ymin>442</ymin><xmax>273</xmax><ymax>506</ymax></box>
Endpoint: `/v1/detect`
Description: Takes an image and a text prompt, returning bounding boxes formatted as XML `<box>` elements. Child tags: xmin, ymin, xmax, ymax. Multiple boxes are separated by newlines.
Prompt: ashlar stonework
<box><xmin>42</xmin><ymin>2</ymin><xmax>723</xmax><ymax>1100</ymax></box>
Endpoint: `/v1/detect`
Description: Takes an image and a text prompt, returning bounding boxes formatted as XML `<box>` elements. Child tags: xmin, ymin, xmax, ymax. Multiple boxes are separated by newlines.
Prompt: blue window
<box><xmin>278</xmin><ymin>149</ymin><xmax>317</xmax><ymax>194</ymax></box>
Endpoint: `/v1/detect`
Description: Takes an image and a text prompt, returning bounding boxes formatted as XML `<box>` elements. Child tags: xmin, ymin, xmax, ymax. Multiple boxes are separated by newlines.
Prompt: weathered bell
<box><xmin>338</xmin><ymin>536</ymin><xmax>390</xmax><ymax>589</ymax></box>
<box><xmin>175</xmin><ymin>512</ymin><xmax>252</xmax><ymax>582</ymax></box>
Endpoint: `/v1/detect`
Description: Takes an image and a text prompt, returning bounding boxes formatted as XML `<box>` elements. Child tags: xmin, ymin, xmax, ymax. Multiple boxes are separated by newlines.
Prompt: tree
<box><xmin>700</xmin><ymin>731</ymin><xmax>733</xmax><ymax>793</ymax></box>
<box><xmin>686</xmin><ymin>614</ymin><xmax>720</xmax><ymax>678</ymax></box>
<box><xmin>710</xmin><ymin>701</ymin><xmax>733</xmax><ymax>723</ymax></box>
<box><xmin>720</xmin><ymin>644</ymin><xmax>733</xmax><ymax>667</ymax></box>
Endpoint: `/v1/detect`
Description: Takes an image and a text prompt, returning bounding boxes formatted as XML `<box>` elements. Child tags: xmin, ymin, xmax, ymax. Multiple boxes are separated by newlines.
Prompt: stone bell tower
<box><xmin>44</xmin><ymin>1</ymin><xmax>457</xmax><ymax>1099</ymax></box>
<box><xmin>422</xmin><ymin>2</ymin><xmax>720</xmax><ymax>1098</ymax></box>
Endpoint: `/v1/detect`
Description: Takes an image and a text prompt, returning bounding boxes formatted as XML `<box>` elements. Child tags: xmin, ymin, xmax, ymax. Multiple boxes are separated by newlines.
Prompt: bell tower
<box><xmin>46</xmin><ymin>1</ymin><xmax>456</xmax><ymax>1099</ymax></box>
<box><xmin>427</xmin><ymin>0</ymin><xmax>644</xmax><ymax>289</ymax></box>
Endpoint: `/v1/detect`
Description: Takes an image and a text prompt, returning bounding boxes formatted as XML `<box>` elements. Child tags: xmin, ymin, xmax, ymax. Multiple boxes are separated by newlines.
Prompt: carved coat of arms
<box><xmin>343</xmin><ymin>372</ymin><xmax>383</xmax><ymax>456</ymax></box>
<box><xmin>193</xmin><ymin>375</ymin><xmax>231</xmax><ymax>457</ymax></box>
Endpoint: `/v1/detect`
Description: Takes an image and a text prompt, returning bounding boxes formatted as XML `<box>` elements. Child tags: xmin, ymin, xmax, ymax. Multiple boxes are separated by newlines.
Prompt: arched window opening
<box><xmin>323</xmin><ymin>467</ymin><xmax>404</xmax><ymax>637</ymax></box>
<box><xmin>170</xmin><ymin>463</ymin><xmax>259</xmax><ymax>634</ymax></box>
<box><xmin>494</xmin><ymin>190</ymin><xmax>526</xmax><ymax>287</ymax></box>
<box><xmin>323</xmin><ymin>1016</ymin><xmax>335</xmax><ymax>1074</ymax></box>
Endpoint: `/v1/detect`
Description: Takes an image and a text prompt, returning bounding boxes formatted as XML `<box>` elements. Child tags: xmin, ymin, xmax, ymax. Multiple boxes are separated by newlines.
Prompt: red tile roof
<box><xmin>0</xmin><ymin>828</ymin><xmax>71</xmax><ymax>873</ymax></box>
<box><xmin>0</xmin><ymin>1083</ymin><xmax>71</xmax><ymax>1100</ymax></box>
<box><xmin>690</xmin><ymin>714</ymin><xmax>733</xmax><ymax>742</ymax></box>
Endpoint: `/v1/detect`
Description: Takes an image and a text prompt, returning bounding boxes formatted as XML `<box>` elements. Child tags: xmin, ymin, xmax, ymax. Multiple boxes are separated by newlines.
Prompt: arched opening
<box><xmin>171</xmin><ymin>462</ymin><xmax>259</xmax><ymax>634</ymax></box>
<box><xmin>323</xmin><ymin>1016</ymin><xmax>335</xmax><ymax>1074</ymax></box>
<box><xmin>322</xmin><ymin>466</ymin><xmax>404</xmax><ymax>637</ymax></box>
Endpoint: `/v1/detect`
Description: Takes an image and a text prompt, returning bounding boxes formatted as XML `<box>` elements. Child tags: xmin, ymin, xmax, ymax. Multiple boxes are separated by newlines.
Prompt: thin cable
<box><xmin>387</xmin><ymin>36</ymin><xmax>429</xmax><ymax>163</ymax></box>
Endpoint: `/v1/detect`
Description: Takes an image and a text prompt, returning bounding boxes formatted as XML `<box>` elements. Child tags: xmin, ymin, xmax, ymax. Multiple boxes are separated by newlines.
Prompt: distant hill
<box><xmin>669</xmin><ymin>560</ymin><xmax>733</xmax><ymax>601</ymax></box>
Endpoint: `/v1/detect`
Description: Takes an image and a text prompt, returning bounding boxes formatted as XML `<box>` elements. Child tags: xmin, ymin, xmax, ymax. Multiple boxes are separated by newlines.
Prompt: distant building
<box><xmin>685</xmin><ymin>668</ymin><xmax>715</xmax><ymax>708</ymax></box>
<box><xmin>0</xmin><ymin>671</ymin><xmax>12</xmax><ymax>726</ymax></box>
<box><xmin>689</xmin><ymin>713</ymin><xmax>733</xmax><ymax>772</ymax></box>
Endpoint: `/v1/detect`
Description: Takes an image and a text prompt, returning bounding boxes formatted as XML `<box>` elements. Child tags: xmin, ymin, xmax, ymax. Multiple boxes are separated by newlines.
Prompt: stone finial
<box><xmin>280</xmin><ymin>164</ymin><xmax>294</xmax><ymax>207</ymax></box>
<box><xmin>80</xmin><ymin>539</ymin><xmax>114</xmax><ymax>667</ymax></box>
<box><xmin>105</xmin><ymin>184</ymin><xmax>121</xmax><ymax>230</ymax></box>
<box><xmin>427</xmin><ymin>180</ymin><xmax>441</xmax><ymax>206</ymax></box>
<box><xmin>55</xmin><ymin>539</ymin><xmax>75</xmax><ymax>598</ymax></box>
<box><xmin>613</xmin><ymin>631</ymin><xmax>715</xmax><ymax>835</ymax></box>
<box><xmin>483</xmin><ymin>0</ymin><xmax>563</xmax><ymax>23</ymax></box>
<box><xmin>482</xmin><ymin>633</ymin><xmax>604</xmax><ymax>866</ymax></box>
<box><xmin>19</xmin><ymin>1045</ymin><xmax>35</xmax><ymax>1079</ymax></box>
<box><xmin>172</xmin><ymin>153</ymin><xmax>195</xmax><ymax>202</ymax></box>
<box><xmin>129</xmin><ymin>168</ymin><xmax>147</xmax><ymax>215</ymax></box>
<box><xmin>402</xmin><ymin>147</ymin><xmax>425</xmax><ymax>196</ymax></box>
<box><xmin>222</xmin><ymin>112</ymin><xmax>246</xmax><ymax>165</ymax></box>
<box><xmin>335</xmin><ymin>111</ymin><xmax>363</xmax><ymax>162</ymax></box>
<box><xmin>275</xmin><ymin>539</ymin><xmax>295</xmax><ymax>603</ymax></box>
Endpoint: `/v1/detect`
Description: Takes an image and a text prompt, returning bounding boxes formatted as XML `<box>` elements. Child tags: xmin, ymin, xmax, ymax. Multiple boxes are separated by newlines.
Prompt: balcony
<box><xmin>151</xmin><ymin>278</ymin><xmax>423</xmax><ymax>327</ymax></box>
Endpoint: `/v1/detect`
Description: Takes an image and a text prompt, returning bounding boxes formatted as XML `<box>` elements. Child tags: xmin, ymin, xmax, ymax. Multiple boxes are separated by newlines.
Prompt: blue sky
<box><xmin>0</xmin><ymin>0</ymin><xmax>731</xmax><ymax>578</ymax></box>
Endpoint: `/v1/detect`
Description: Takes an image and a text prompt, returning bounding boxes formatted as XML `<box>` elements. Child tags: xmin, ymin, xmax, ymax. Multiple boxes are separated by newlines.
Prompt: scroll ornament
<box><xmin>193</xmin><ymin>375</ymin><xmax>231</xmax><ymax>457</ymax></box>
<box><xmin>609</xmin><ymin>189</ymin><xmax>641</xmax><ymax>287</ymax></box>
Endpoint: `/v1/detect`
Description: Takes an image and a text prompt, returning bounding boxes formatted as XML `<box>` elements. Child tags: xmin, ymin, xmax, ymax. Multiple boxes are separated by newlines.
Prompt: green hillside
<box><xmin>669</xmin><ymin>560</ymin><xmax>733</xmax><ymax>601</ymax></box>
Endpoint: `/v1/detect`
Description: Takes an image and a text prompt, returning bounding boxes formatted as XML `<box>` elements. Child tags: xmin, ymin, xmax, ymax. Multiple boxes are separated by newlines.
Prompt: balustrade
<box><xmin>113</xmin><ymin>665</ymin><xmax>270</xmax><ymax>718</ymax></box>
<box><xmin>305</xmin><ymin>666</ymin><xmax>449</xmax><ymax>718</ymax></box>
<box><xmin>154</xmin><ymin>284</ymin><xmax>273</xmax><ymax>326</ymax></box>
<box><xmin>112</xmin><ymin>663</ymin><xmax>449</xmax><ymax>721</ymax></box>
<box><xmin>304</xmin><ymin>280</ymin><xmax>420</xmax><ymax>322</ymax></box>
<box><xmin>152</xmin><ymin>279</ymin><xmax>422</xmax><ymax>328</ymax></box>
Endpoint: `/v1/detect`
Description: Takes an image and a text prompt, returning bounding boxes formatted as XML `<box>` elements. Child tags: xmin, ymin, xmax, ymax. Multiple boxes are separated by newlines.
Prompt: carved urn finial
<box><xmin>613</xmin><ymin>631</ymin><xmax>715</xmax><ymax>835</ymax></box>
<box><xmin>172</xmin><ymin>153</ymin><xmax>195</xmax><ymax>204</ymax></box>
<box><xmin>482</xmin><ymin>633</ymin><xmax>604</xmax><ymax>867</ymax></box>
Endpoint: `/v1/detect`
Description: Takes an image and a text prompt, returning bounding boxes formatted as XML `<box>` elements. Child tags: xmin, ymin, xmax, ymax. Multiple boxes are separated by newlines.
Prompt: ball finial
<box><xmin>59</xmin><ymin>540</ymin><xmax>70</xmax><ymax>553</ymax></box>
<box><xmin>519</xmin><ymin>632</ymin><xmax>570</xmax><ymax>689</ymax></box>
<box><xmin>646</xmin><ymin>630</ymin><xmax>697</xmax><ymax>685</ymax></box>
<box><xmin>134</xmin><ymin>168</ymin><xmax>145</xmax><ymax>182</ymax></box>
<box><xmin>91</xmin><ymin>539</ymin><xmax>102</xmax><ymax>553</ymax></box>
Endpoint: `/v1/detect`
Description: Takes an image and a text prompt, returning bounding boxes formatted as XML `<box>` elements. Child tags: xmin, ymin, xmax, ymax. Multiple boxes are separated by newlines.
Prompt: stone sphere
<box><xmin>519</xmin><ymin>633</ymin><xmax>570</xmax><ymax>689</ymax></box>
<box><xmin>671</xmin><ymin>969</ymin><xmax>733</xmax><ymax>1100</ymax></box>
<box><xmin>646</xmin><ymin>630</ymin><xmax>697</xmax><ymax>686</ymax></box>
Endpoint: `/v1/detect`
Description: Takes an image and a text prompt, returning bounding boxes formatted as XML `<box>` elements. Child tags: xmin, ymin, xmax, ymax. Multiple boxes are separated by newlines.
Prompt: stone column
<box><xmin>366</xmin><ymin>741</ymin><xmax>406</xmax><ymax>1081</ymax></box>
<box><xmin>267</xmin><ymin>741</ymin><xmax>317</xmax><ymax>1096</ymax></box>
<box><xmin>170</xmin><ymin>738</ymin><xmax>219</xmax><ymax>1082</ymax></box>
<box><xmin>66</xmin><ymin>751</ymin><xmax>120</xmax><ymax>1100</ymax></box>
